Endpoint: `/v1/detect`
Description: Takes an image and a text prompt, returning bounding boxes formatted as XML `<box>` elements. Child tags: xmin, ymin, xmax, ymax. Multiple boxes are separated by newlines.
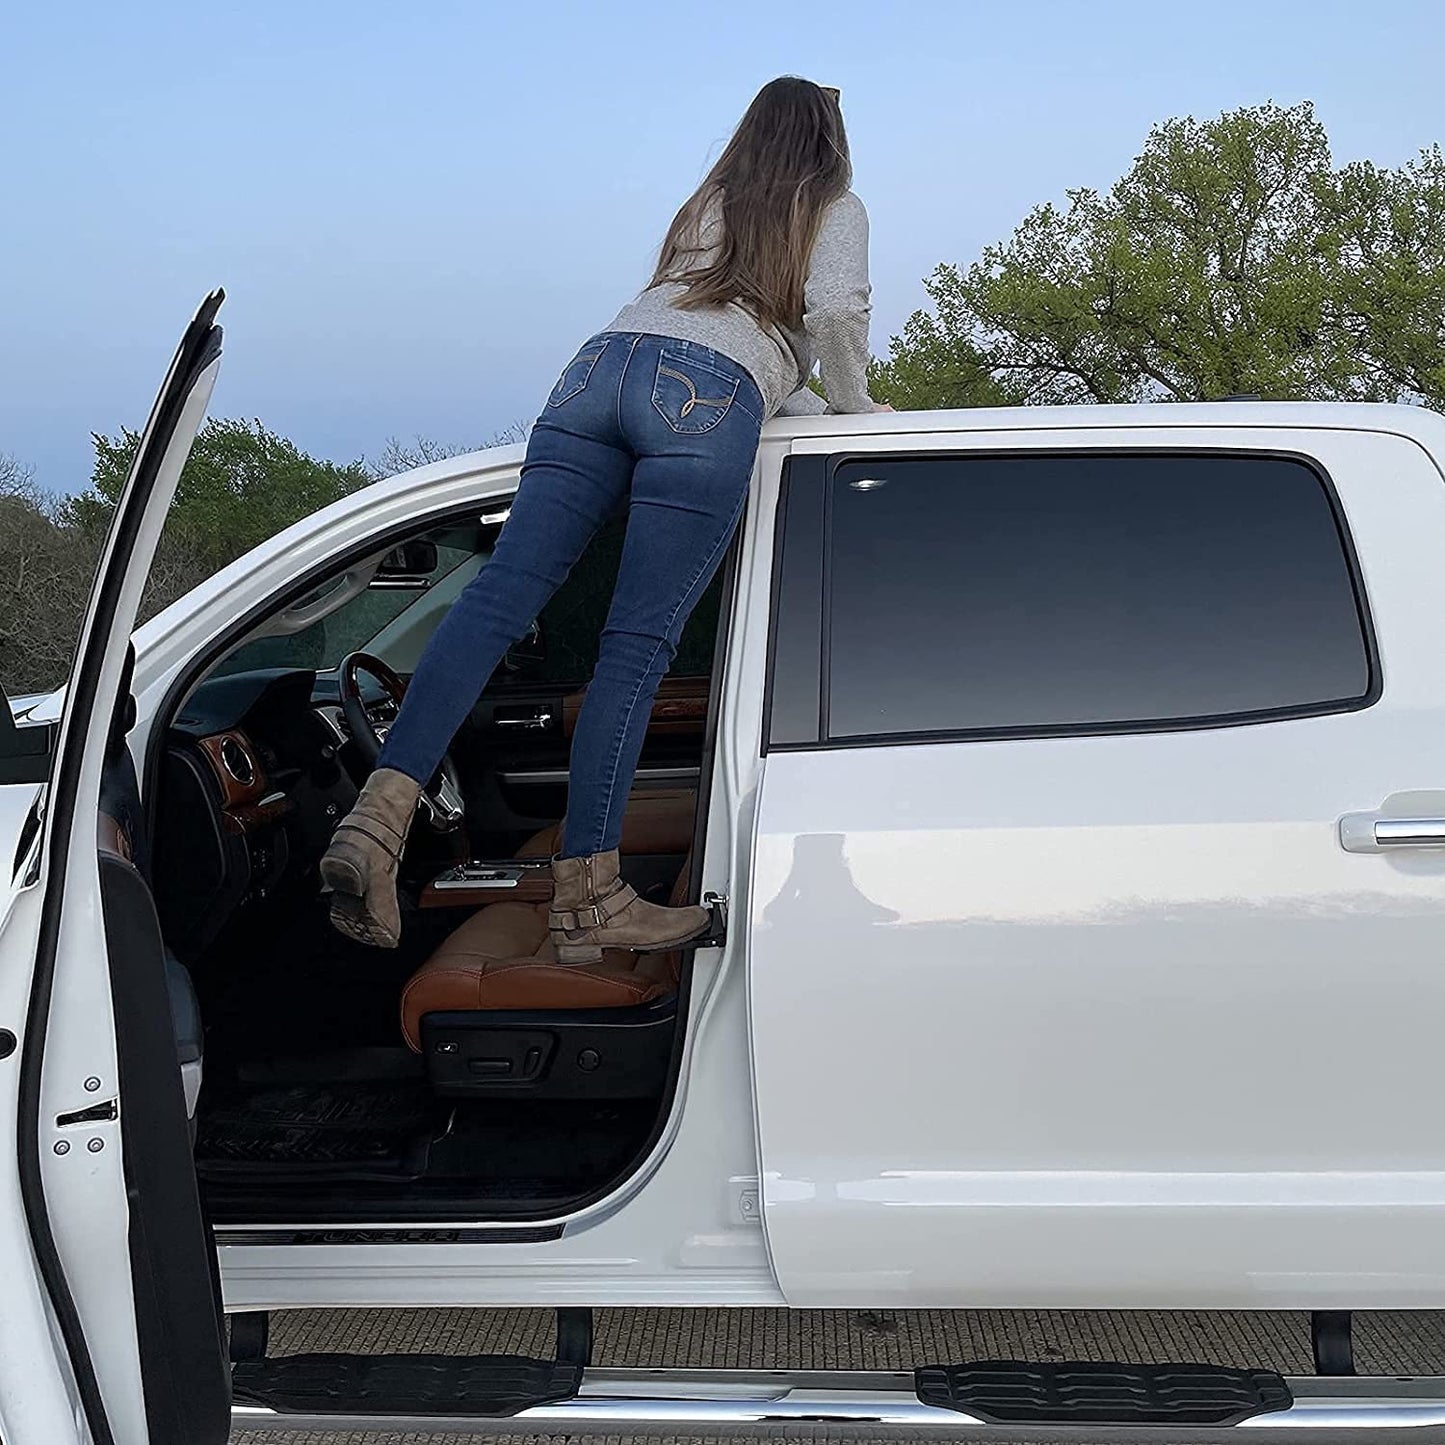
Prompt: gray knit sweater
<box><xmin>608</xmin><ymin>190</ymin><xmax>875</xmax><ymax>419</ymax></box>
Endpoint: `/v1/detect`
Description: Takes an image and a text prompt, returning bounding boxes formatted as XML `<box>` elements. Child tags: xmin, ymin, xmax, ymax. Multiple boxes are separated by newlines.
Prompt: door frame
<box><xmin>16</xmin><ymin>293</ymin><xmax>228</xmax><ymax>1444</ymax></box>
<box><xmin>139</xmin><ymin>482</ymin><xmax>754</xmax><ymax>1235</ymax></box>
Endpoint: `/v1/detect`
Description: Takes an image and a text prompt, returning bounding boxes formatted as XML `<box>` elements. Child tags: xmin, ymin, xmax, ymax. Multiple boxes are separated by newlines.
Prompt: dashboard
<box><xmin>153</xmin><ymin>667</ymin><xmax>392</xmax><ymax>959</ymax></box>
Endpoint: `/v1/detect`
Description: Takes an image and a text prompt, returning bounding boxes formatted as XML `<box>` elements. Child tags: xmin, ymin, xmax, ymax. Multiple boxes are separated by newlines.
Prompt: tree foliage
<box><xmin>873</xmin><ymin>103</ymin><xmax>1445</xmax><ymax>410</ymax></box>
<box><xmin>66</xmin><ymin>418</ymin><xmax>373</xmax><ymax>568</ymax></box>
<box><xmin>1318</xmin><ymin>145</ymin><xmax>1445</xmax><ymax>403</ymax></box>
<box><xmin>1</xmin><ymin>420</ymin><xmax>509</xmax><ymax>696</ymax></box>
<box><xmin>0</xmin><ymin>454</ymin><xmax>100</xmax><ymax>695</ymax></box>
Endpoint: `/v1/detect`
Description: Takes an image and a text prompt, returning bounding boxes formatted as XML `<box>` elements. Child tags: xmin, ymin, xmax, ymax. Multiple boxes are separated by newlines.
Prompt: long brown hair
<box><xmin>649</xmin><ymin>77</ymin><xmax>851</xmax><ymax>332</ymax></box>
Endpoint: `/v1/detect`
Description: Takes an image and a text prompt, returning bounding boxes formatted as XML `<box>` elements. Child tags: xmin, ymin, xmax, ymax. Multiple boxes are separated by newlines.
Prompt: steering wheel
<box><xmin>337</xmin><ymin>651</ymin><xmax>465</xmax><ymax>833</ymax></box>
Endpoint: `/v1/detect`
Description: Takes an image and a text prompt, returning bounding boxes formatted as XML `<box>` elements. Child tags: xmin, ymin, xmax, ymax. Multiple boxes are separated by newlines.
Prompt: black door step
<box><xmin>231</xmin><ymin>1352</ymin><xmax>582</xmax><ymax>1417</ymax></box>
<box><xmin>916</xmin><ymin>1360</ymin><xmax>1293</xmax><ymax>1426</ymax></box>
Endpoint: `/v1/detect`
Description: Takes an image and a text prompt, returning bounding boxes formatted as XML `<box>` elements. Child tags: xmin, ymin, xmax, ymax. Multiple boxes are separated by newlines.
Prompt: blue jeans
<box><xmin>378</xmin><ymin>332</ymin><xmax>764</xmax><ymax>858</ymax></box>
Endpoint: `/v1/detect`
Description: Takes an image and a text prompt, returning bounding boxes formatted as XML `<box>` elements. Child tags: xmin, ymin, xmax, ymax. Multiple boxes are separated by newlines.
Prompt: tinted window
<box><xmin>515</xmin><ymin>515</ymin><xmax>723</xmax><ymax>684</ymax></box>
<box><xmin>823</xmin><ymin>453</ymin><xmax>1372</xmax><ymax>741</ymax></box>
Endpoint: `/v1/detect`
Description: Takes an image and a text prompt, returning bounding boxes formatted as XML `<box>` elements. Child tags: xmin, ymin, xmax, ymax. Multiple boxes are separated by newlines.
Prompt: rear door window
<box><xmin>768</xmin><ymin>451</ymin><xmax>1375</xmax><ymax>747</ymax></box>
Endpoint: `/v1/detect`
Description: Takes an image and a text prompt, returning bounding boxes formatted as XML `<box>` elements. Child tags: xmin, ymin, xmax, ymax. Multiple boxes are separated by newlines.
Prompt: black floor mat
<box><xmin>195</xmin><ymin>1080</ymin><xmax>437</xmax><ymax>1177</ymax></box>
<box><xmin>203</xmin><ymin>1099</ymin><xmax>657</xmax><ymax>1222</ymax></box>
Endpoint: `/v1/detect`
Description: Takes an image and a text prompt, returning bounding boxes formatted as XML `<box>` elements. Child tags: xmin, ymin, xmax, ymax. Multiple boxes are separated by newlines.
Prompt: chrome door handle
<box><xmin>1373</xmin><ymin>818</ymin><xmax>1445</xmax><ymax>847</ymax></box>
<box><xmin>494</xmin><ymin>710</ymin><xmax>553</xmax><ymax>731</ymax></box>
<box><xmin>1340</xmin><ymin>812</ymin><xmax>1445</xmax><ymax>853</ymax></box>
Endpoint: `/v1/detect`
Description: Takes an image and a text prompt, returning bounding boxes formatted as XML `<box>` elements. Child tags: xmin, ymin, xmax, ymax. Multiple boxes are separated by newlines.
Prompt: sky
<box><xmin>2</xmin><ymin>0</ymin><xmax>1442</xmax><ymax>491</ymax></box>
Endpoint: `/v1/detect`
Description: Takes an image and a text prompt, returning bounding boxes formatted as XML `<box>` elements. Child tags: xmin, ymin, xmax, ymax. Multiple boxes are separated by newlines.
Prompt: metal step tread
<box><xmin>230</xmin><ymin>1352</ymin><xmax>581</xmax><ymax>1417</ymax></box>
<box><xmin>916</xmin><ymin>1359</ymin><xmax>1291</xmax><ymax>1426</ymax></box>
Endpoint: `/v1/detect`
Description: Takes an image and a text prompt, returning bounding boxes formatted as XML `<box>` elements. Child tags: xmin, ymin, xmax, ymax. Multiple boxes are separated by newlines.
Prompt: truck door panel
<box><xmin>748</xmin><ymin>427</ymin><xmax>1445</xmax><ymax>1308</ymax></box>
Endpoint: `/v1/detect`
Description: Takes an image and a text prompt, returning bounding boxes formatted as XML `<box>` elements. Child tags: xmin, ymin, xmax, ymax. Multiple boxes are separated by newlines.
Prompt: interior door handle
<box><xmin>1340</xmin><ymin>812</ymin><xmax>1445</xmax><ymax>853</ymax></box>
<box><xmin>494</xmin><ymin>710</ymin><xmax>553</xmax><ymax>731</ymax></box>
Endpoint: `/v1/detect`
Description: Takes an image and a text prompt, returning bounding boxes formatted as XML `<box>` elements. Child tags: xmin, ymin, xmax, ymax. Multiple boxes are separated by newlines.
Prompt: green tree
<box><xmin>66</xmin><ymin>417</ymin><xmax>373</xmax><ymax>570</ymax></box>
<box><xmin>59</xmin><ymin>418</ymin><xmax>375</xmax><ymax>623</ymax></box>
<box><xmin>3</xmin><ymin>420</ymin><xmax>523</xmax><ymax>696</ymax></box>
<box><xmin>1317</xmin><ymin>145</ymin><xmax>1445</xmax><ymax>404</ymax></box>
<box><xmin>0</xmin><ymin>453</ymin><xmax>101</xmax><ymax>694</ymax></box>
<box><xmin>874</xmin><ymin>102</ymin><xmax>1445</xmax><ymax>411</ymax></box>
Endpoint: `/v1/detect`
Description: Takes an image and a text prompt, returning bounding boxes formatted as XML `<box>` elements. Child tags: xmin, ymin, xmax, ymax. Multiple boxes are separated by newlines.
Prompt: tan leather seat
<box><xmin>400</xmin><ymin>851</ymin><xmax>693</xmax><ymax>1052</ymax></box>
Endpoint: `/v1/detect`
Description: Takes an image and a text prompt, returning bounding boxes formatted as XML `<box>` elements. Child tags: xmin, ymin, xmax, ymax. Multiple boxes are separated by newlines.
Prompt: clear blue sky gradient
<box><xmin>3</xmin><ymin>0</ymin><xmax>1441</xmax><ymax>490</ymax></box>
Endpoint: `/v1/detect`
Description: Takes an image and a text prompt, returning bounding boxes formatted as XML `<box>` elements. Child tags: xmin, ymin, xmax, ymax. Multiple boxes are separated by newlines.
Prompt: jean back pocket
<box><xmin>651</xmin><ymin>349</ymin><xmax>742</xmax><ymax>434</ymax></box>
<box><xmin>547</xmin><ymin>338</ymin><xmax>609</xmax><ymax>408</ymax></box>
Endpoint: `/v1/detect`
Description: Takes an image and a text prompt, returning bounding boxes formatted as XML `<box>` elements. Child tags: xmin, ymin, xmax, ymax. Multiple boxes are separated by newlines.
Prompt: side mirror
<box><xmin>373</xmin><ymin>539</ymin><xmax>438</xmax><ymax>587</ymax></box>
<box><xmin>503</xmin><ymin>619</ymin><xmax>546</xmax><ymax>672</ymax></box>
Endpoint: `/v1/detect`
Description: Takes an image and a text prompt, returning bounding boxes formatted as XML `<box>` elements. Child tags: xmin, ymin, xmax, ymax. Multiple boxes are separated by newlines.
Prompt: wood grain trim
<box><xmin>198</xmin><ymin>731</ymin><xmax>267</xmax><ymax>809</ymax></box>
<box><xmin>561</xmin><ymin>674</ymin><xmax>711</xmax><ymax>739</ymax></box>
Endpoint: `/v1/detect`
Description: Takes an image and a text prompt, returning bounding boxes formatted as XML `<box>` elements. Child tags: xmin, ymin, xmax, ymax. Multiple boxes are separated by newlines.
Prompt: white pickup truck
<box><xmin>5</xmin><ymin>294</ymin><xmax>1445</xmax><ymax>1440</ymax></box>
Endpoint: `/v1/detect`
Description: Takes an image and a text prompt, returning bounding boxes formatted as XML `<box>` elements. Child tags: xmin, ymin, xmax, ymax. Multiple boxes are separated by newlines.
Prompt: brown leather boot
<box><xmin>320</xmin><ymin>767</ymin><xmax>421</xmax><ymax>948</ymax></box>
<box><xmin>549</xmin><ymin>849</ymin><xmax>709</xmax><ymax>964</ymax></box>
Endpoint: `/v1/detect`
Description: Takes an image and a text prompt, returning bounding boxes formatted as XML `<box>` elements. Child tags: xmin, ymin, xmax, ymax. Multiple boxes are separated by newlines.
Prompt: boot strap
<box><xmin>359</xmin><ymin>808</ymin><xmax>409</xmax><ymax>840</ymax></box>
<box><xmin>550</xmin><ymin>878</ymin><xmax>632</xmax><ymax>933</ymax></box>
<box><xmin>332</xmin><ymin>818</ymin><xmax>405</xmax><ymax>861</ymax></box>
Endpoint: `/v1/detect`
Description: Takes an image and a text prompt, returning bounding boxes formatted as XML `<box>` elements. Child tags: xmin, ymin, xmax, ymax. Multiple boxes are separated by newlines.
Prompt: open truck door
<box><xmin>0</xmin><ymin>294</ymin><xmax>229</xmax><ymax>1445</ymax></box>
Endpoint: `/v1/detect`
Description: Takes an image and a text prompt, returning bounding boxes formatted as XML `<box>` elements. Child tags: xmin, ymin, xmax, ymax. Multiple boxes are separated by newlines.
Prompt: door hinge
<box><xmin>56</xmin><ymin>1098</ymin><xmax>118</xmax><ymax>1128</ymax></box>
<box><xmin>694</xmin><ymin>891</ymin><xmax>729</xmax><ymax>949</ymax></box>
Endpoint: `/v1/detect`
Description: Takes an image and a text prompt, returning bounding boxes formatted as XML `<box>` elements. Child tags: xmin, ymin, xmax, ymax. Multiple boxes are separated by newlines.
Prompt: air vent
<box><xmin>219</xmin><ymin>737</ymin><xmax>255</xmax><ymax>786</ymax></box>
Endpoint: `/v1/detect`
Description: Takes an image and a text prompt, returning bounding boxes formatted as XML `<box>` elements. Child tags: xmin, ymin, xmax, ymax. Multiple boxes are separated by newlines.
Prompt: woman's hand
<box><xmin>871</xmin><ymin>401</ymin><xmax>894</xmax><ymax>412</ymax></box>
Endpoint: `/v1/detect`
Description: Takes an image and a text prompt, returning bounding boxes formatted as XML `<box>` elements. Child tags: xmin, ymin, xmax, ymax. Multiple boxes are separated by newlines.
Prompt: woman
<box><xmin>322</xmin><ymin>75</ymin><xmax>884</xmax><ymax>957</ymax></box>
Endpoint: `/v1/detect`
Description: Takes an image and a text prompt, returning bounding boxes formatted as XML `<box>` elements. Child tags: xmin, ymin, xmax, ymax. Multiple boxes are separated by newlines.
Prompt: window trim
<box><xmin>765</xmin><ymin>445</ymin><xmax>1381</xmax><ymax>754</ymax></box>
<box><xmin>760</xmin><ymin>456</ymin><xmax>827</xmax><ymax>753</ymax></box>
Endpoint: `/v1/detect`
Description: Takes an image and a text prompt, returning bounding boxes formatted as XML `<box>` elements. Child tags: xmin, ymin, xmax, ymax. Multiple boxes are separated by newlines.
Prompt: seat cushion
<box><xmin>517</xmin><ymin>788</ymin><xmax>696</xmax><ymax>859</ymax></box>
<box><xmin>400</xmin><ymin>901</ymin><xmax>676</xmax><ymax>1050</ymax></box>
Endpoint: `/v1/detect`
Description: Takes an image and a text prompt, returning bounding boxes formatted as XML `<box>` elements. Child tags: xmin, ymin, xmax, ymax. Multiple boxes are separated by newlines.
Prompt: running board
<box><xmin>231</xmin><ymin>1305</ymin><xmax>593</xmax><ymax>1418</ymax></box>
<box><xmin>231</xmin><ymin>1366</ymin><xmax>1445</xmax><ymax>1434</ymax></box>
<box><xmin>917</xmin><ymin>1360</ymin><xmax>1290</xmax><ymax>1426</ymax></box>
<box><xmin>232</xmin><ymin>1353</ymin><xmax>582</xmax><ymax>1416</ymax></box>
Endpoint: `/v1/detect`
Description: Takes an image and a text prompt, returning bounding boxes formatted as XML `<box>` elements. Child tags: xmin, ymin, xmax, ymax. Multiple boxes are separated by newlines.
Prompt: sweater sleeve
<box><xmin>777</xmin><ymin>384</ymin><xmax>828</xmax><ymax>417</ymax></box>
<box><xmin>804</xmin><ymin>191</ymin><xmax>875</xmax><ymax>414</ymax></box>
